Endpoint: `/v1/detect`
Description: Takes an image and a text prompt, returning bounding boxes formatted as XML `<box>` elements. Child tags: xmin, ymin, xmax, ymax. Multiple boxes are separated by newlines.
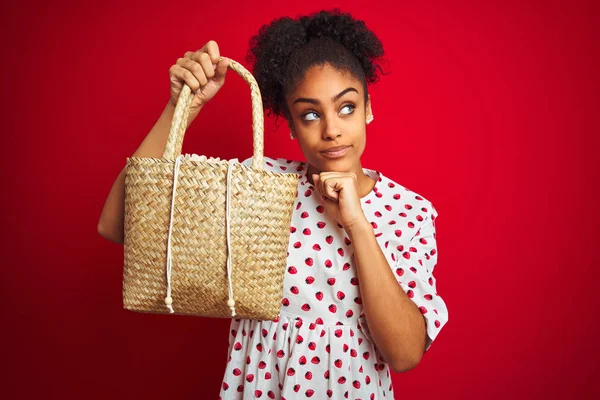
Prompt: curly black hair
<box><xmin>247</xmin><ymin>9</ymin><xmax>387</xmax><ymax>122</ymax></box>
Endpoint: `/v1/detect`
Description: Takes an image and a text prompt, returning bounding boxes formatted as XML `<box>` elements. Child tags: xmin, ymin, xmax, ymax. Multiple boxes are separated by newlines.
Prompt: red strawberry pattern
<box><xmin>218</xmin><ymin>157</ymin><xmax>449</xmax><ymax>399</ymax></box>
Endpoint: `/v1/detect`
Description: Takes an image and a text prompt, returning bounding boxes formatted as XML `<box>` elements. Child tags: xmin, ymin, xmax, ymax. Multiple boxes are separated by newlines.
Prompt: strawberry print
<box><xmin>218</xmin><ymin>157</ymin><xmax>449</xmax><ymax>399</ymax></box>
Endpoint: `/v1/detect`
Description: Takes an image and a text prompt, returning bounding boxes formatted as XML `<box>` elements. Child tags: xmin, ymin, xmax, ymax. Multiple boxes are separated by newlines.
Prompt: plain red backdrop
<box><xmin>2</xmin><ymin>0</ymin><xmax>598</xmax><ymax>398</ymax></box>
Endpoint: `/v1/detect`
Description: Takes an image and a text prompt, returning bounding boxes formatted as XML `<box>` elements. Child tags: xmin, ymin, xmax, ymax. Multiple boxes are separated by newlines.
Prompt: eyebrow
<box><xmin>293</xmin><ymin>87</ymin><xmax>359</xmax><ymax>105</ymax></box>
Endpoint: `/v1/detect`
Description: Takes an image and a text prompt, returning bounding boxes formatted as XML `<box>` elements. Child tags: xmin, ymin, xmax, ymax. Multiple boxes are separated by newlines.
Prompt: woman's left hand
<box><xmin>312</xmin><ymin>172</ymin><xmax>368</xmax><ymax>230</ymax></box>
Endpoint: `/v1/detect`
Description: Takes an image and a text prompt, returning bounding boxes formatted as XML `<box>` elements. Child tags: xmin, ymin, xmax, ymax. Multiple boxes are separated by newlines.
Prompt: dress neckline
<box><xmin>298</xmin><ymin>163</ymin><xmax>382</xmax><ymax>203</ymax></box>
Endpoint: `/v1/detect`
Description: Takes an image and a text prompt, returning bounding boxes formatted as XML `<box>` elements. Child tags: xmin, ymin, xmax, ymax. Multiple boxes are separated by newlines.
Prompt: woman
<box><xmin>98</xmin><ymin>9</ymin><xmax>449</xmax><ymax>400</ymax></box>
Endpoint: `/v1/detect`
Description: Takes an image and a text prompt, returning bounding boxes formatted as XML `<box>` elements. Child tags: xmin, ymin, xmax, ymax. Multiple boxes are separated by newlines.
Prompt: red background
<box><xmin>2</xmin><ymin>0</ymin><xmax>598</xmax><ymax>398</ymax></box>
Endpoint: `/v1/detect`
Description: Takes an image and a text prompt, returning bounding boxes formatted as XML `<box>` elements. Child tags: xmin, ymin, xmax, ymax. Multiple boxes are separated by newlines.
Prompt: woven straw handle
<box><xmin>163</xmin><ymin>58</ymin><xmax>264</xmax><ymax>171</ymax></box>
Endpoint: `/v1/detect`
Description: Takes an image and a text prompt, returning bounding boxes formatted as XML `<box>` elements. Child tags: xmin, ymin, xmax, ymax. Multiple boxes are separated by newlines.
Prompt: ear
<box><xmin>287</xmin><ymin>120</ymin><xmax>296</xmax><ymax>139</ymax></box>
<box><xmin>366</xmin><ymin>94</ymin><xmax>373</xmax><ymax>120</ymax></box>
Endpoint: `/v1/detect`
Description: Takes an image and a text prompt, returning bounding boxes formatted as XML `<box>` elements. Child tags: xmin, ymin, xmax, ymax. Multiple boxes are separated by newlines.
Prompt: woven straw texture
<box><xmin>122</xmin><ymin>58</ymin><xmax>299</xmax><ymax>320</ymax></box>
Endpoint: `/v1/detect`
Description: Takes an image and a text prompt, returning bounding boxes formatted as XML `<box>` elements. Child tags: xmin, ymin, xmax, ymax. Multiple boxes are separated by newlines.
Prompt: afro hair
<box><xmin>247</xmin><ymin>9</ymin><xmax>387</xmax><ymax>121</ymax></box>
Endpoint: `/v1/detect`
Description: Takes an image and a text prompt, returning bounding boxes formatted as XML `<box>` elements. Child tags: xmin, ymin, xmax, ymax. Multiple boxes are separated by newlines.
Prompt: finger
<box><xmin>312</xmin><ymin>175</ymin><xmax>325</xmax><ymax>201</ymax></box>
<box><xmin>312</xmin><ymin>174</ymin><xmax>321</xmax><ymax>193</ymax></box>
<box><xmin>324</xmin><ymin>183</ymin><xmax>340</xmax><ymax>202</ymax></box>
<box><xmin>319</xmin><ymin>171</ymin><xmax>356</xmax><ymax>179</ymax></box>
<box><xmin>312</xmin><ymin>174</ymin><xmax>322</xmax><ymax>195</ymax></box>
<box><xmin>196</xmin><ymin>52</ymin><xmax>215</xmax><ymax>80</ymax></box>
<box><xmin>213</xmin><ymin>57</ymin><xmax>230</xmax><ymax>82</ymax></box>
<box><xmin>322</xmin><ymin>176</ymin><xmax>341</xmax><ymax>202</ymax></box>
<box><xmin>204</xmin><ymin>40</ymin><xmax>221</xmax><ymax>64</ymax></box>
<box><xmin>314</xmin><ymin>174</ymin><xmax>339</xmax><ymax>203</ymax></box>
<box><xmin>312</xmin><ymin>174</ymin><xmax>319</xmax><ymax>186</ymax></box>
<box><xmin>170</xmin><ymin>64</ymin><xmax>200</xmax><ymax>92</ymax></box>
<box><xmin>178</xmin><ymin>57</ymin><xmax>208</xmax><ymax>87</ymax></box>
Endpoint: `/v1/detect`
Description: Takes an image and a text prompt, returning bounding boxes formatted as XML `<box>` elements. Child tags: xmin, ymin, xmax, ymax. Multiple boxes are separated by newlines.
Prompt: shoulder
<box><xmin>372</xmin><ymin>169</ymin><xmax>438</xmax><ymax>222</ymax></box>
<box><xmin>241</xmin><ymin>155</ymin><xmax>306</xmax><ymax>174</ymax></box>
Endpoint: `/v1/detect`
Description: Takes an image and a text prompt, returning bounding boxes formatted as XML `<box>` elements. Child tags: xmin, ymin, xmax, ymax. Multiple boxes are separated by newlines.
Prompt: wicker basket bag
<box><xmin>122</xmin><ymin>58</ymin><xmax>299</xmax><ymax>320</ymax></box>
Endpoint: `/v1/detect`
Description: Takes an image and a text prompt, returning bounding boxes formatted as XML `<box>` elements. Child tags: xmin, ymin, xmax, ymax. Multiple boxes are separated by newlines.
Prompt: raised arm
<box><xmin>97</xmin><ymin>41</ymin><xmax>229</xmax><ymax>244</ymax></box>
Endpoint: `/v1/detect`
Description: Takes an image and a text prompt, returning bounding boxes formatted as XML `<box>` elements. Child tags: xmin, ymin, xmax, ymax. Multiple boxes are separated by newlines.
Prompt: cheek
<box><xmin>352</xmin><ymin>129</ymin><xmax>367</xmax><ymax>147</ymax></box>
<box><xmin>295</xmin><ymin>138</ymin><xmax>318</xmax><ymax>161</ymax></box>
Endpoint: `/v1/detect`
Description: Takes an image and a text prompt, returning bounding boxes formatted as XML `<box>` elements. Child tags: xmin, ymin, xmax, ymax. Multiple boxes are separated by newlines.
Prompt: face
<box><xmin>285</xmin><ymin>63</ymin><xmax>372</xmax><ymax>176</ymax></box>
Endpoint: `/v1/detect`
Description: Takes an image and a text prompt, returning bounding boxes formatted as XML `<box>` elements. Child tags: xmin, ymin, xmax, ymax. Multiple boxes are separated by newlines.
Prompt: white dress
<box><xmin>218</xmin><ymin>156</ymin><xmax>449</xmax><ymax>399</ymax></box>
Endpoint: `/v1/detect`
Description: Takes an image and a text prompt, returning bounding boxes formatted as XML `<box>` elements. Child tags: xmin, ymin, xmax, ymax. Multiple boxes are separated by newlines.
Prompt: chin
<box><xmin>318</xmin><ymin>158</ymin><xmax>353</xmax><ymax>171</ymax></box>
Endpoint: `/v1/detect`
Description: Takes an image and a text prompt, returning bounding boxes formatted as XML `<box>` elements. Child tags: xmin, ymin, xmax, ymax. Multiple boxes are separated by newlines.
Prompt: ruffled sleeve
<box><xmin>388</xmin><ymin>203</ymin><xmax>449</xmax><ymax>352</ymax></box>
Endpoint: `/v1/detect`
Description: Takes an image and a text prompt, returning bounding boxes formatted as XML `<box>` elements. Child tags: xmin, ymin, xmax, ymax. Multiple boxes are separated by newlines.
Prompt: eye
<box><xmin>303</xmin><ymin>111</ymin><xmax>319</xmax><ymax>121</ymax></box>
<box><xmin>340</xmin><ymin>104</ymin><xmax>355</xmax><ymax>115</ymax></box>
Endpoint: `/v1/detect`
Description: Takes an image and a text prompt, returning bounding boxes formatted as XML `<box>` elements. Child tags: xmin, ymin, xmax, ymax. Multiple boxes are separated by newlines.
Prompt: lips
<box><xmin>321</xmin><ymin>145</ymin><xmax>350</xmax><ymax>153</ymax></box>
<box><xmin>320</xmin><ymin>145</ymin><xmax>351</xmax><ymax>159</ymax></box>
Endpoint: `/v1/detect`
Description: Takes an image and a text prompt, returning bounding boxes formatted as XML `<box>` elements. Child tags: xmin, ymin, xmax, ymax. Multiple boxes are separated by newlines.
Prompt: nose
<box><xmin>322</xmin><ymin>116</ymin><xmax>342</xmax><ymax>140</ymax></box>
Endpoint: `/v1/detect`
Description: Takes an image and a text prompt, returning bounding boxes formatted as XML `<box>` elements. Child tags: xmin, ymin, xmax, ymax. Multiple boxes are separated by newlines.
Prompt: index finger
<box><xmin>198</xmin><ymin>40</ymin><xmax>220</xmax><ymax>64</ymax></box>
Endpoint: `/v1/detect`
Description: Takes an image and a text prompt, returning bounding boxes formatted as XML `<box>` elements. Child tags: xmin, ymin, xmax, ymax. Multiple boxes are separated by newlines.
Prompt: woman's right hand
<box><xmin>168</xmin><ymin>40</ymin><xmax>230</xmax><ymax>118</ymax></box>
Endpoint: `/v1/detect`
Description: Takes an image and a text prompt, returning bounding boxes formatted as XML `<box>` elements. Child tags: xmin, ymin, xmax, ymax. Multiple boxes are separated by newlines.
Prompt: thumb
<box><xmin>312</xmin><ymin>174</ymin><xmax>322</xmax><ymax>197</ymax></box>
<box><xmin>213</xmin><ymin>57</ymin><xmax>230</xmax><ymax>84</ymax></box>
